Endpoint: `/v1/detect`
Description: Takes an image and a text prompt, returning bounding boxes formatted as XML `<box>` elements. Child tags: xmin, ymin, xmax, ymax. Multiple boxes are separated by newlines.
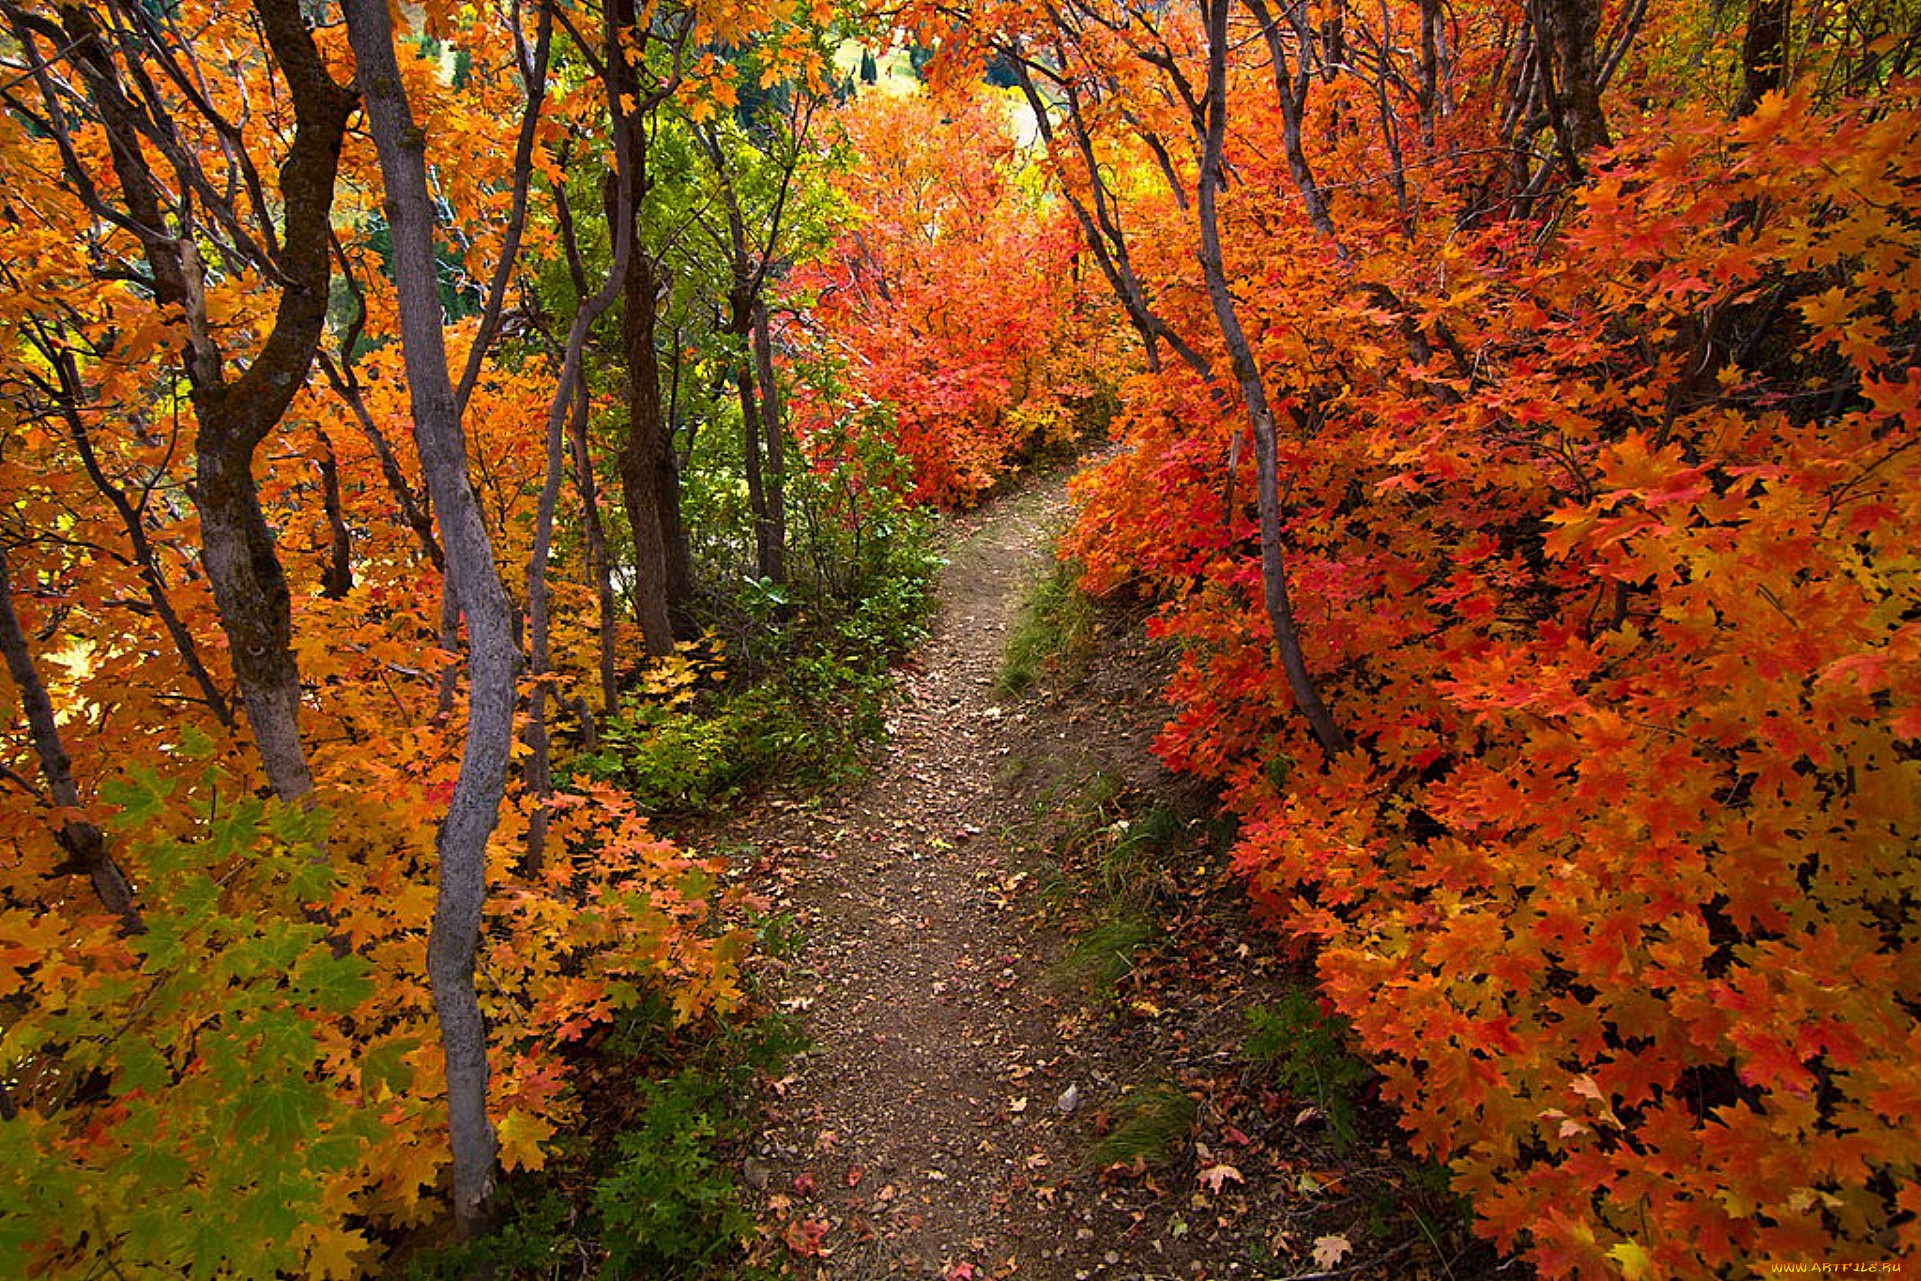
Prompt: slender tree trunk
<box><xmin>751</xmin><ymin>300</ymin><xmax>786</xmax><ymax>586</ymax></box>
<box><xmin>735</xmin><ymin>335</ymin><xmax>774</xmax><ymax>581</ymax></box>
<box><xmin>617</xmin><ymin>247</ymin><xmax>679</xmax><ymax>656</ymax></box>
<box><xmin>1007</xmin><ymin>55</ymin><xmax>1209</xmax><ymax>378</ymax></box>
<box><xmin>523</xmin><ymin>370</ymin><xmax>568</xmax><ymax>873</ymax></box>
<box><xmin>315</xmin><ymin>427</ymin><xmax>354</xmax><ymax>599</ymax></box>
<box><xmin>1244</xmin><ymin>0</ymin><xmax>1343</xmax><ymax>244</ymax></box>
<box><xmin>567</xmin><ymin>371</ymin><xmax>621</xmax><ymax>713</ymax></box>
<box><xmin>344</xmin><ymin>0</ymin><xmax>522</xmax><ymax>1238</ymax></box>
<box><xmin>1199</xmin><ymin>0</ymin><xmax>1348</xmax><ymax>757</ymax></box>
<box><xmin>525</xmin><ymin>62</ymin><xmax>636</xmax><ymax>875</ymax></box>
<box><xmin>656</xmin><ymin>422</ymin><xmax>696</xmax><ymax>639</ymax></box>
<box><xmin>0</xmin><ymin>546</ymin><xmax>143</xmax><ymax>935</ymax></box>
<box><xmin>320</xmin><ymin>354</ymin><xmax>445</xmax><ymax>570</ymax></box>
<box><xmin>552</xmin><ymin>181</ymin><xmax>621</xmax><ymax>712</ymax></box>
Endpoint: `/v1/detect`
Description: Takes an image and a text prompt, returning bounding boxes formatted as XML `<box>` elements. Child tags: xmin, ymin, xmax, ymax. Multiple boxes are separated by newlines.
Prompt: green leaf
<box><xmin>116</xmin><ymin>1040</ymin><xmax>171</xmax><ymax>1094</ymax></box>
<box><xmin>294</xmin><ymin>950</ymin><xmax>374</xmax><ymax>1013</ymax></box>
<box><xmin>100</xmin><ymin>766</ymin><xmax>174</xmax><ymax>831</ymax></box>
<box><xmin>358</xmin><ymin>1036</ymin><xmax>416</xmax><ymax>1097</ymax></box>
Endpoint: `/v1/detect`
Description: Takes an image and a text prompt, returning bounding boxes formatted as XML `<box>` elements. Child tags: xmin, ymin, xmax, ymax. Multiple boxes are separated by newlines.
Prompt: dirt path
<box><xmin>710</xmin><ymin>475</ymin><xmax>1171</xmax><ymax>1278</ymax></box>
<box><xmin>711</xmin><ymin>474</ymin><xmax>1492</xmax><ymax>1281</ymax></box>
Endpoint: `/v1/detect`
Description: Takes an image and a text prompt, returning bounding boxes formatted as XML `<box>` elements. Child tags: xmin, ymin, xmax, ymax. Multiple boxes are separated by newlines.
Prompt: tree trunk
<box><xmin>567</xmin><ymin>371</ymin><xmax>621</xmax><ymax>713</ymax></box>
<box><xmin>1198</xmin><ymin>0</ymin><xmax>1348</xmax><ymax>758</ymax></box>
<box><xmin>751</xmin><ymin>300</ymin><xmax>787</xmax><ymax>586</ymax></box>
<box><xmin>656</xmin><ymin>419</ymin><xmax>696</xmax><ymax>639</ymax></box>
<box><xmin>735</xmin><ymin>337</ymin><xmax>775</xmax><ymax>582</ymax></box>
<box><xmin>344</xmin><ymin>0</ymin><xmax>522</xmax><ymax>1239</ymax></box>
<box><xmin>315</xmin><ymin>427</ymin><xmax>354</xmax><ymax>600</ymax></box>
<box><xmin>618</xmin><ymin>247</ymin><xmax>680</xmax><ymax>657</ymax></box>
<box><xmin>41</xmin><ymin>0</ymin><xmax>352</xmax><ymax>803</ymax></box>
<box><xmin>1007</xmin><ymin>55</ymin><xmax>1209</xmax><ymax>379</ymax></box>
<box><xmin>526</xmin><ymin>46</ymin><xmax>636</xmax><ymax>874</ymax></box>
<box><xmin>0</xmin><ymin>545</ymin><xmax>144</xmax><ymax>935</ymax></box>
<box><xmin>1528</xmin><ymin>0</ymin><xmax>1611</xmax><ymax>176</ymax></box>
<box><xmin>1735</xmin><ymin>0</ymin><xmax>1790</xmax><ymax>117</ymax></box>
<box><xmin>1244</xmin><ymin>0</ymin><xmax>1343</xmax><ymax>244</ymax></box>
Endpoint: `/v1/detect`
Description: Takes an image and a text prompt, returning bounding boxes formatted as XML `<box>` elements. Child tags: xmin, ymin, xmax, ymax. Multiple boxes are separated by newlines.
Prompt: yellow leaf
<box><xmin>497</xmin><ymin>1108</ymin><xmax>556</xmax><ymax>1172</ymax></box>
<box><xmin>300</xmin><ymin>1225</ymin><xmax>370</xmax><ymax>1281</ymax></box>
<box><xmin>1606</xmin><ymin>1241</ymin><xmax>1651</xmax><ymax>1281</ymax></box>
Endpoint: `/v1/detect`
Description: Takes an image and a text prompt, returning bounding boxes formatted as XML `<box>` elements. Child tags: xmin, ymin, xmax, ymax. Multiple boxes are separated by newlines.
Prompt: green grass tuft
<box><xmin>1063</xmin><ymin>910</ymin><xmax>1158</xmax><ymax>995</ymax></box>
<box><xmin>998</xmin><ymin>556</ymin><xmax>1097</xmax><ymax>695</ymax></box>
<box><xmin>1088</xmin><ymin>1082</ymin><xmax>1198</xmax><ymax>1170</ymax></box>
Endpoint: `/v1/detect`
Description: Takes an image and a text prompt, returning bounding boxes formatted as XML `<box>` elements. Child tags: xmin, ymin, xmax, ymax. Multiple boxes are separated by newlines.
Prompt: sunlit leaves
<box><xmin>791</xmin><ymin>85</ymin><xmax>1114</xmax><ymax>508</ymax></box>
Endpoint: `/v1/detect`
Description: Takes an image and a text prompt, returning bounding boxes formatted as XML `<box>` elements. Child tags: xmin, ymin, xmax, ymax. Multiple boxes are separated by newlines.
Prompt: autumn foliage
<box><xmin>0</xmin><ymin>0</ymin><xmax>754</xmax><ymax>1271</ymax></box>
<box><xmin>789</xmin><ymin>86</ymin><xmax>1110</xmax><ymax>508</ymax></box>
<box><xmin>5</xmin><ymin>0</ymin><xmax>1920</xmax><ymax>1269</ymax></box>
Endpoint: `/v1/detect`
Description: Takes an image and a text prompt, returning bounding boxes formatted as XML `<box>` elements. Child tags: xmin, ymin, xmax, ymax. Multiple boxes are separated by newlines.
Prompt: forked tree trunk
<box><xmin>1527</xmin><ymin>0</ymin><xmax>1611</xmax><ymax>175</ymax></box>
<box><xmin>30</xmin><ymin>0</ymin><xmax>353</xmax><ymax>803</ymax></box>
<box><xmin>344</xmin><ymin>0</ymin><xmax>521</xmax><ymax>1239</ymax></box>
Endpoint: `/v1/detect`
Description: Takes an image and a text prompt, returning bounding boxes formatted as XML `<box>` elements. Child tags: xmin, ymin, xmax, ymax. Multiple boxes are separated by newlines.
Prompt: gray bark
<box><xmin>344</xmin><ymin>0</ymin><xmax>522</xmax><ymax>1238</ymax></box>
<box><xmin>527</xmin><ymin>63</ymin><xmax>637</xmax><ymax>872</ymax></box>
<box><xmin>552</xmin><ymin>183</ymin><xmax>624</xmax><ymax>709</ymax></box>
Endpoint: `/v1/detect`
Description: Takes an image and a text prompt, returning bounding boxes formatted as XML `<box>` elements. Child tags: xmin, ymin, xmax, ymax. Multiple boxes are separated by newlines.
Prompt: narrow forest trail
<box><xmin>706</xmin><ymin>473</ymin><xmax>1189</xmax><ymax>1278</ymax></box>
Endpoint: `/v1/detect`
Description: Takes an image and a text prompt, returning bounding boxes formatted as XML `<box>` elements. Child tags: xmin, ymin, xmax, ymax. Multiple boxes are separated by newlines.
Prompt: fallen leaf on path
<box><xmin>782</xmin><ymin>1217</ymin><xmax>831</xmax><ymax>1257</ymax></box>
<box><xmin>1312</xmin><ymin>1234</ymin><xmax>1353</xmax><ymax>1269</ymax></box>
<box><xmin>1198</xmin><ymin>1163</ymin><xmax>1244</xmax><ymax>1193</ymax></box>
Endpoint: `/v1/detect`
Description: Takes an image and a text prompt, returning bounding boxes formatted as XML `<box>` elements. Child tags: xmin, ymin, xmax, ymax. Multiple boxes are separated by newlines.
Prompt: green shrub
<box><xmin>1088</xmin><ymin>1082</ymin><xmax>1198</xmax><ymax>1170</ymax></box>
<box><xmin>1245</xmin><ymin>990</ymin><xmax>1373</xmax><ymax>1152</ymax></box>
<box><xmin>1063</xmin><ymin>910</ymin><xmax>1158</xmax><ymax>997</ymax></box>
<box><xmin>594</xmin><ymin>1073</ymin><xmax>753</xmax><ymax>1276</ymax></box>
